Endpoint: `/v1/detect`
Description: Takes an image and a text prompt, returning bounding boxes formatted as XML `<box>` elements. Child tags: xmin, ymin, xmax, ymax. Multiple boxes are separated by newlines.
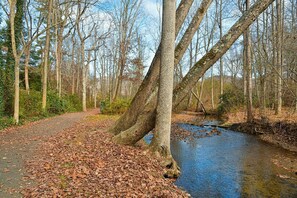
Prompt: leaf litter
<box><xmin>22</xmin><ymin>115</ymin><xmax>189</xmax><ymax>197</ymax></box>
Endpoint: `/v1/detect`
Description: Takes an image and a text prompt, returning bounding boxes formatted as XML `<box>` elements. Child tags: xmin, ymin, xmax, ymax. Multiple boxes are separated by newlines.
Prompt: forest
<box><xmin>0</xmin><ymin>0</ymin><xmax>297</xmax><ymax>197</ymax></box>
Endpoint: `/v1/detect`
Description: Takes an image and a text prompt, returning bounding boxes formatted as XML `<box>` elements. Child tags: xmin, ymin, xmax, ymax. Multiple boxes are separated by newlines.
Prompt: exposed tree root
<box><xmin>112</xmin><ymin>110</ymin><xmax>156</xmax><ymax>145</ymax></box>
<box><xmin>149</xmin><ymin>145</ymin><xmax>181</xmax><ymax>179</ymax></box>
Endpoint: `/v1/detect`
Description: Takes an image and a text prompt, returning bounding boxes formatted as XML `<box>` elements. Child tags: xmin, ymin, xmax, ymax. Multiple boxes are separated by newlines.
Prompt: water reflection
<box><xmin>170</xmin><ymin>124</ymin><xmax>297</xmax><ymax>198</ymax></box>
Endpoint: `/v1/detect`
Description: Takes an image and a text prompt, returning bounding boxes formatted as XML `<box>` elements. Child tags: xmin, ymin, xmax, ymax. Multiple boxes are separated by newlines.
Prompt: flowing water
<box><xmin>146</xmin><ymin>120</ymin><xmax>297</xmax><ymax>197</ymax></box>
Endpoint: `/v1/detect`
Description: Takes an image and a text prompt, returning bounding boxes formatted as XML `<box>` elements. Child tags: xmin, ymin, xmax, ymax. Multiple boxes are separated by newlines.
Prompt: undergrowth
<box><xmin>0</xmin><ymin>90</ymin><xmax>82</xmax><ymax>131</ymax></box>
<box><xmin>100</xmin><ymin>98</ymin><xmax>131</xmax><ymax>115</ymax></box>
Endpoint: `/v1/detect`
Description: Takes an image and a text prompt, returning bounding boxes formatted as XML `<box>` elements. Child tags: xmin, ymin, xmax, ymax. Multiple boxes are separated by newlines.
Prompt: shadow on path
<box><xmin>0</xmin><ymin>109</ymin><xmax>98</xmax><ymax>197</ymax></box>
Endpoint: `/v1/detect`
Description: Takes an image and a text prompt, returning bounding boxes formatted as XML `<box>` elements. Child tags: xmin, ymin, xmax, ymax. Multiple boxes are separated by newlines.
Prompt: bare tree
<box><xmin>112</xmin><ymin>0</ymin><xmax>142</xmax><ymax>101</ymax></box>
<box><xmin>75</xmin><ymin>0</ymin><xmax>95</xmax><ymax>111</ymax></box>
<box><xmin>42</xmin><ymin>0</ymin><xmax>53</xmax><ymax>111</ymax></box>
<box><xmin>23</xmin><ymin>0</ymin><xmax>43</xmax><ymax>94</ymax></box>
<box><xmin>275</xmin><ymin>0</ymin><xmax>282</xmax><ymax>114</ymax></box>
<box><xmin>8</xmin><ymin>0</ymin><xmax>21</xmax><ymax>123</ymax></box>
<box><xmin>244</xmin><ymin>0</ymin><xmax>253</xmax><ymax>122</ymax></box>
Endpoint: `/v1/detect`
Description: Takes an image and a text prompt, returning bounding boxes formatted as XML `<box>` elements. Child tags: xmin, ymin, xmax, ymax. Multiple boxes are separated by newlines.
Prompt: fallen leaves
<box><xmin>22</xmin><ymin>115</ymin><xmax>189</xmax><ymax>197</ymax></box>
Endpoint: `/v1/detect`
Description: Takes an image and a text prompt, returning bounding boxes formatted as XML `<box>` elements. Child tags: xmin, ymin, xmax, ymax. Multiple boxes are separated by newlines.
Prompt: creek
<box><xmin>146</xmin><ymin>119</ymin><xmax>297</xmax><ymax>197</ymax></box>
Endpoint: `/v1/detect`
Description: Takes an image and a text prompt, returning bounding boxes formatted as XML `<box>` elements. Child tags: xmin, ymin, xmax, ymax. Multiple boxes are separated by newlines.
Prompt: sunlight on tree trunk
<box><xmin>149</xmin><ymin>0</ymin><xmax>180</xmax><ymax>178</ymax></box>
<box><xmin>42</xmin><ymin>0</ymin><xmax>53</xmax><ymax>111</ymax></box>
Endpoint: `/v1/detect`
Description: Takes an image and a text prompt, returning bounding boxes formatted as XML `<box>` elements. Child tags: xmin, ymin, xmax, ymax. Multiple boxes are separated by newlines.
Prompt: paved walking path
<box><xmin>0</xmin><ymin>110</ymin><xmax>98</xmax><ymax>197</ymax></box>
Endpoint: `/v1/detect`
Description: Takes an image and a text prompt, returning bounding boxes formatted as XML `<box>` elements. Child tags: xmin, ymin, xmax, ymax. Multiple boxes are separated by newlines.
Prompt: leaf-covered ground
<box><xmin>22</xmin><ymin>115</ymin><xmax>189</xmax><ymax>197</ymax></box>
<box><xmin>0</xmin><ymin>110</ymin><xmax>97</xmax><ymax>197</ymax></box>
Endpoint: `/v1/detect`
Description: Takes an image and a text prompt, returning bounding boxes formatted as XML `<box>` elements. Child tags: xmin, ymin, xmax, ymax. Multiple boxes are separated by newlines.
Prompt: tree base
<box><xmin>162</xmin><ymin>157</ymin><xmax>181</xmax><ymax>179</ymax></box>
<box><xmin>149</xmin><ymin>145</ymin><xmax>181</xmax><ymax>179</ymax></box>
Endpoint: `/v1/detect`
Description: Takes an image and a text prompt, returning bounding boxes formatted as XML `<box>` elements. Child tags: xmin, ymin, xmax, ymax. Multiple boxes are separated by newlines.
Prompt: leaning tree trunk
<box><xmin>110</xmin><ymin>0</ymin><xmax>210</xmax><ymax>135</ymax></box>
<box><xmin>113</xmin><ymin>0</ymin><xmax>275</xmax><ymax>145</ymax></box>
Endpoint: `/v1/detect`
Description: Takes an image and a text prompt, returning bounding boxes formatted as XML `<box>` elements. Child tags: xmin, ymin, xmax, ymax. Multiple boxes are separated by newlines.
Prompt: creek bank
<box><xmin>228</xmin><ymin>120</ymin><xmax>297</xmax><ymax>153</ymax></box>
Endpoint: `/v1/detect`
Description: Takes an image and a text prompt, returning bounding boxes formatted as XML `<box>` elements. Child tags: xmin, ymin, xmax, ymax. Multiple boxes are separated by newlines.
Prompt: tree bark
<box><xmin>218</xmin><ymin>0</ymin><xmax>224</xmax><ymax>96</ymax></box>
<box><xmin>275</xmin><ymin>0</ymin><xmax>282</xmax><ymax>114</ymax></box>
<box><xmin>24</xmin><ymin>43</ymin><xmax>31</xmax><ymax>94</ymax></box>
<box><xmin>244</xmin><ymin>0</ymin><xmax>253</xmax><ymax>122</ymax></box>
<box><xmin>42</xmin><ymin>0</ymin><xmax>53</xmax><ymax>111</ymax></box>
<box><xmin>150</xmin><ymin>0</ymin><xmax>176</xmax><ymax>158</ymax></box>
<box><xmin>9</xmin><ymin>0</ymin><xmax>20</xmax><ymax>123</ymax></box>
<box><xmin>110</xmin><ymin>0</ymin><xmax>207</xmax><ymax>135</ymax></box>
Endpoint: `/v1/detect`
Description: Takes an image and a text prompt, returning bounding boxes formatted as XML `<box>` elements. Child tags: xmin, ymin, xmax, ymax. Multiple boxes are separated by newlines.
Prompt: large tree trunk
<box><xmin>150</xmin><ymin>0</ymin><xmax>176</xmax><ymax>163</ymax></box>
<box><xmin>110</xmin><ymin>0</ymin><xmax>208</xmax><ymax>135</ymax></box>
<box><xmin>112</xmin><ymin>0</ymin><xmax>275</xmax><ymax>145</ymax></box>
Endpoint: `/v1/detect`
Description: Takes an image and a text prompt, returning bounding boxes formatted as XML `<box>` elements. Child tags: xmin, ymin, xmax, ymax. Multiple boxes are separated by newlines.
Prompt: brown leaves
<box><xmin>23</xmin><ymin>115</ymin><xmax>189</xmax><ymax>197</ymax></box>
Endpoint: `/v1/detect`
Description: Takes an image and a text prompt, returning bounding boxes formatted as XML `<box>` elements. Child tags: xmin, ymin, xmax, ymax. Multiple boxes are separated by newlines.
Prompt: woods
<box><xmin>1</xmin><ymin>0</ymin><xmax>295</xmax><ymax>124</ymax></box>
<box><xmin>1</xmin><ymin>0</ymin><xmax>297</xmax><ymax>197</ymax></box>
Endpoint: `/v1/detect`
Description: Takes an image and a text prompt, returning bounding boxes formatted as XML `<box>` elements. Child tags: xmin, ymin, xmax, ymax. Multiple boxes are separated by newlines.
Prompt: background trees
<box><xmin>0</xmin><ymin>0</ymin><xmax>296</xmax><ymax>128</ymax></box>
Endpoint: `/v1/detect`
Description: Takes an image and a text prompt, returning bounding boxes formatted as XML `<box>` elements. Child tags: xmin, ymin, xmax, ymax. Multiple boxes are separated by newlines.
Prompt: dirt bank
<box><xmin>224</xmin><ymin>109</ymin><xmax>297</xmax><ymax>153</ymax></box>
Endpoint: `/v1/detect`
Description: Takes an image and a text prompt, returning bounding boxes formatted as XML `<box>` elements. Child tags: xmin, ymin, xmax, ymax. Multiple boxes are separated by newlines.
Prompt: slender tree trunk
<box><xmin>219</xmin><ymin>0</ymin><xmax>223</xmax><ymax>97</ymax></box>
<box><xmin>9</xmin><ymin>0</ymin><xmax>20</xmax><ymax>123</ymax></box>
<box><xmin>271</xmin><ymin>3</ymin><xmax>277</xmax><ymax>110</ymax></box>
<box><xmin>244</xmin><ymin>0</ymin><xmax>253</xmax><ymax>122</ymax></box>
<box><xmin>42</xmin><ymin>0</ymin><xmax>53</xmax><ymax>111</ymax></box>
<box><xmin>24</xmin><ymin>44</ymin><xmax>31</xmax><ymax>94</ymax></box>
<box><xmin>94</xmin><ymin>53</ymin><xmax>97</xmax><ymax>108</ymax></box>
<box><xmin>81</xmin><ymin>43</ymin><xmax>87</xmax><ymax>112</ymax></box>
<box><xmin>211</xmin><ymin>66</ymin><xmax>215</xmax><ymax>109</ymax></box>
<box><xmin>196</xmin><ymin>76</ymin><xmax>204</xmax><ymax>112</ymax></box>
<box><xmin>275</xmin><ymin>0</ymin><xmax>282</xmax><ymax>114</ymax></box>
<box><xmin>71</xmin><ymin>40</ymin><xmax>76</xmax><ymax>95</ymax></box>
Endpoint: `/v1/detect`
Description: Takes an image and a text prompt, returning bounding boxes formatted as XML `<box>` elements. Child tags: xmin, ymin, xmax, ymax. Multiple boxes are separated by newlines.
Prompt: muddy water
<box><xmin>171</xmin><ymin>123</ymin><xmax>297</xmax><ymax>198</ymax></box>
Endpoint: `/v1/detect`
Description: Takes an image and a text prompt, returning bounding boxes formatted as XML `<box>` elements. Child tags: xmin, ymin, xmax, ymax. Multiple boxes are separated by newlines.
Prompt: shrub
<box><xmin>0</xmin><ymin>117</ymin><xmax>15</xmax><ymax>130</ymax></box>
<box><xmin>101</xmin><ymin>98</ymin><xmax>131</xmax><ymax>115</ymax></box>
<box><xmin>19</xmin><ymin>90</ymin><xmax>43</xmax><ymax>118</ymax></box>
<box><xmin>217</xmin><ymin>87</ymin><xmax>244</xmax><ymax>116</ymax></box>
<box><xmin>64</xmin><ymin>94</ymin><xmax>82</xmax><ymax>112</ymax></box>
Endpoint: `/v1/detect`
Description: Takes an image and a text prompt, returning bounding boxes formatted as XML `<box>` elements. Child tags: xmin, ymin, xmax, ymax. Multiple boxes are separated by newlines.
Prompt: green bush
<box><xmin>217</xmin><ymin>87</ymin><xmax>244</xmax><ymax>116</ymax></box>
<box><xmin>0</xmin><ymin>117</ymin><xmax>15</xmax><ymax>130</ymax></box>
<box><xmin>0</xmin><ymin>89</ymin><xmax>83</xmax><ymax>130</ymax></box>
<box><xmin>19</xmin><ymin>90</ymin><xmax>82</xmax><ymax>118</ymax></box>
<box><xmin>64</xmin><ymin>94</ymin><xmax>82</xmax><ymax>112</ymax></box>
<box><xmin>101</xmin><ymin>98</ymin><xmax>131</xmax><ymax>115</ymax></box>
<box><xmin>19</xmin><ymin>89</ymin><xmax>43</xmax><ymax>118</ymax></box>
<box><xmin>47</xmin><ymin>92</ymin><xmax>82</xmax><ymax>114</ymax></box>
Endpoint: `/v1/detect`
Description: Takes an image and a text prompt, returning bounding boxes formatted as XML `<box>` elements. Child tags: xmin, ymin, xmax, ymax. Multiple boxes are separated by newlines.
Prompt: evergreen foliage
<box><xmin>101</xmin><ymin>98</ymin><xmax>131</xmax><ymax>115</ymax></box>
<box><xmin>217</xmin><ymin>87</ymin><xmax>245</xmax><ymax>116</ymax></box>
